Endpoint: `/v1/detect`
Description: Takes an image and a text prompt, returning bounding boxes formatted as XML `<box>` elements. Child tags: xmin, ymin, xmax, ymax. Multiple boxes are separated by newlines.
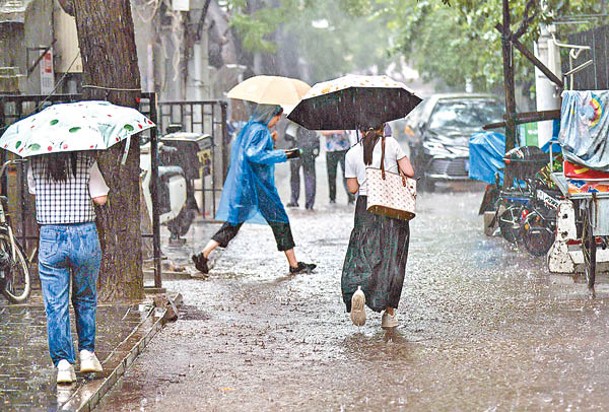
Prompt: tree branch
<box><xmin>513</xmin><ymin>0</ymin><xmax>536</xmax><ymax>39</ymax></box>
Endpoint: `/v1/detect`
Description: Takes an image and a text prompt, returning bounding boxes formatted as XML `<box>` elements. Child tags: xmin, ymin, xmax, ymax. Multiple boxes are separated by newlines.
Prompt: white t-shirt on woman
<box><xmin>345</xmin><ymin>136</ymin><xmax>406</xmax><ymax>196</ymax></box>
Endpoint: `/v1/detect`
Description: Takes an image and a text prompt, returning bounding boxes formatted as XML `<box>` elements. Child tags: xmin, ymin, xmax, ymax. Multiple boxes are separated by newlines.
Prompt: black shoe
<box><xmin>286</xmin><ymin>202</ymin><xmax>299</xmax><ymax>207</ymax></box>
<box><xmin>289</xmin><ymin>262</ymin><xmax>316</xmax><ymax>275</ymax></box>
<box><xmin>191</xmin><ymin>253</ymin><xmax>209</xmax><ymax>274</ymax></box>
<box><xmin>329</xmin><ymin>199</ymin><xmax>336</xmax><ymax>204</ymax></box>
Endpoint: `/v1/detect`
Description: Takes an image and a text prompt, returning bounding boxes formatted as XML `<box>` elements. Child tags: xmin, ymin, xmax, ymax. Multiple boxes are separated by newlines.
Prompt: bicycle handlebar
<box><xmin>0</xmin><ymin>159</ymin><xmax>28</xmax><ymax>179</ymax></box>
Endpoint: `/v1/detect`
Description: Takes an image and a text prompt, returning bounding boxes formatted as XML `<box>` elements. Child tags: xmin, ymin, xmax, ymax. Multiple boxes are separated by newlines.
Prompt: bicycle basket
<box><xmin>504</xmin><ymin>146</ymin><xmax>550</xmax><ymax>181</ymax></box>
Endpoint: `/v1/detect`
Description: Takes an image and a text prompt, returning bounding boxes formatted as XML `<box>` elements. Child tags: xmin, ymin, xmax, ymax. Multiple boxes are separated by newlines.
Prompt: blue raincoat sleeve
<box><xmin>559</xmin><ymin>90</ymin><xmax>609</xmax><ymax>171</ymax></box>
<box><xmin>215</xmin><ymin>120</ymin><xmax>290</xmax><ymax>225</ymax></box>
<box><xmin>468</xmin><ymin>131</ymin><xmax>505</xmax><ymax>185</ymax></box>
<box><xmin>245</xmin><ymin>128</ymin><xmax>288</xmax><ymax>164</ymax></box>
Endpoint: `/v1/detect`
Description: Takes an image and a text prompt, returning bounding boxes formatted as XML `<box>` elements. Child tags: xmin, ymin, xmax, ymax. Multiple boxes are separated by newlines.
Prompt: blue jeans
<box><xmin>38</xmin><ymin>222</ymin><xmax>102</xmax><ymax>366</ymax></box>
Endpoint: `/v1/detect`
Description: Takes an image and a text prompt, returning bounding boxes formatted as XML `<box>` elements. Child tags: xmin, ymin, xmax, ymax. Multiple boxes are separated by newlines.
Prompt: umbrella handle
<box><xmin>120</xmin><ymin>135</ymin><xmax>131</xmax><ymax>165</ymax></box>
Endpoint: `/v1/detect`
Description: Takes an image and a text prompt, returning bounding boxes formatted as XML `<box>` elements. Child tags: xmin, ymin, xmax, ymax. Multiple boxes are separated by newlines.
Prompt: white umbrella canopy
<box><xmin>287</xmin><ymin>74</ymin><xmax>422</xmax><ymax>130</ymax></box>
<box><xmin>0</xmin><ymin>100</ymin><xmax>155</xmax><ymax>157</ymax></box>
<box><xmin>227</xmin><ymin>75</ymin><xmax>311</xmax><ymax>107</ymax></box>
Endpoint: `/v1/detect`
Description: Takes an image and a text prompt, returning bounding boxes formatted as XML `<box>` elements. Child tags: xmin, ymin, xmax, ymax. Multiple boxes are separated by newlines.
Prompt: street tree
<box><xmin>223</xmin><ymin>0</ymin><xmax>398</xmax><ymax>81</ymax></box>
<box><xmin>57</xmin><ymin>0</ymin><xmax>144</xmax><ymax>301</ymax></box>
<box><xmin>374</xmin><ymin>0</ymin><xmax>606</xmax><ymax>91</ymax></box>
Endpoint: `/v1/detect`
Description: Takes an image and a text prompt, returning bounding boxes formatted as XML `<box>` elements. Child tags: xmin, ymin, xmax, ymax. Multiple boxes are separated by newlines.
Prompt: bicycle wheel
<box><xmin>522</xmin><ymin>213</ymin><xmax>555</xmax><ymax>257</ymax></box>
<box><xmin>581</xmin><ymin>203</ymin><xmax>596</xmax><ymax>298</ymax></box>
<box><xmin>0</xmin><ymin>233</ymin><xmax>31</xmax><ymax>304</ymax></box>
<box><xmin>498</xmin><ymin>205</ymin><xmax>523</xmax><ymax>243</ymax></box>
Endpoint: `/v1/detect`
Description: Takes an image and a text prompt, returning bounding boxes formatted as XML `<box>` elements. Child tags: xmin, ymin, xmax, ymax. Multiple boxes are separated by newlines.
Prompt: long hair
<box><xmin>40</xmin><ymin>152</ymin><xmax>79</xmax><ymax>182</ymax></box>
<box><xmin>362</xmin><ymin>124</ymin><xmax>385</xmax><ymax>165</ymax></box>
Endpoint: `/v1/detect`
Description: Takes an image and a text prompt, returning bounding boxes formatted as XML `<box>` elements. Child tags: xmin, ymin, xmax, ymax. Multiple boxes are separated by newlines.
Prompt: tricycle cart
<box><xmin>548</xmin><ymin>172</ymin><xmax>609</xmax><ymax>297</ymax></box>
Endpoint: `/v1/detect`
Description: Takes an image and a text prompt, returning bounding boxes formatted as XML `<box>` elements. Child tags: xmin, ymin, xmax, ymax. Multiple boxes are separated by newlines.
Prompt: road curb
<box><xmin>60</xmin><ymin>293</ymin><xmax>181</xmax><ymax>412</ymax></box>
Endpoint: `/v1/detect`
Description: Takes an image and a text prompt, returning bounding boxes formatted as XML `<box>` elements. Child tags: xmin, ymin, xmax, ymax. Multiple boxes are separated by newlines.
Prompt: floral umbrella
<box><xmin>0</xmin><ymin>100</ymin><xmax>155</xmax><ymax>157</ymax></box>
<box><xmin>287</xmin><ymin>74</ymin><xmax>422</xmax><ymax>130</ymax></box>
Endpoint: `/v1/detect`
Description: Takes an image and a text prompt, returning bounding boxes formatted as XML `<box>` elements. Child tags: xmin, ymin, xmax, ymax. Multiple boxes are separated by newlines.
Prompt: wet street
<box><xmin>99</xmin><ymin>162</ymin><xmax>609</xmax><ymax>411</ymax></box>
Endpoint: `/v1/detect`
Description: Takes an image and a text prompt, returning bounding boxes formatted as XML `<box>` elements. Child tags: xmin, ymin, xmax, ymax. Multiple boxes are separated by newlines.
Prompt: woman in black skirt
<box><xmin>342</xmin><ymin>124</ymin><xmax>415</xmax><ymax>328</ymax></box>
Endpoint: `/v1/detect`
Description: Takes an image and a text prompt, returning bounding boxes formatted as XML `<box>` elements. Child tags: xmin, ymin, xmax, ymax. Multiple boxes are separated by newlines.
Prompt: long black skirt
<box><xmin>341</xmin><ymin>195</ymin><xmax>410</xmax><ymax>313</ymax></box>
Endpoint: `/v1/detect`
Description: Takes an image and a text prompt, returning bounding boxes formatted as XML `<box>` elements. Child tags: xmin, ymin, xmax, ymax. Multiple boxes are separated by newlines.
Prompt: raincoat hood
<box><xmin>249</xmin><ymin>103</ymin><xmax>283</xmax><ymax>125</ymax></box>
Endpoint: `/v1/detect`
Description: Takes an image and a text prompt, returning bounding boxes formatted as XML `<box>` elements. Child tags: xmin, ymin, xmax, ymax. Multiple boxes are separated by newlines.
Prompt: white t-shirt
<box><xmin>345</xmin><ymin>136</ymin><xmax>406</xmax><ymax>196</ymax></box>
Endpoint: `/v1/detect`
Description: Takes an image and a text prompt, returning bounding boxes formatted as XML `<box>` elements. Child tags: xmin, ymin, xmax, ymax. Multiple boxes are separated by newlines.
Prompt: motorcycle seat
<box><xmin>158</xmin><ymin>166</ymin><xmax>185</xmax><ymax>181</ymax></box>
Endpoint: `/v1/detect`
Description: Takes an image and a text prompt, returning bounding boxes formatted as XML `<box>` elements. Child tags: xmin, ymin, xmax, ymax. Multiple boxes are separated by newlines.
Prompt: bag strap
<box><xmin>398</xmin><ymin>165</ymin><xmax>407</xmax><ymax>186</ymax></box>
<box><xmin>380</xmin><ymin>136</ymin><xmax>407</xmax><ymax>187</ymax></box>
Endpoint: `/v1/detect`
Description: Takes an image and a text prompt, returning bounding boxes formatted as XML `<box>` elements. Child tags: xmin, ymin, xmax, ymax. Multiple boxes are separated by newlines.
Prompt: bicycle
<box><xmin>0</xmin><ymin>159</ymin><xmax>31</xmax><ymax>304</ymax></box>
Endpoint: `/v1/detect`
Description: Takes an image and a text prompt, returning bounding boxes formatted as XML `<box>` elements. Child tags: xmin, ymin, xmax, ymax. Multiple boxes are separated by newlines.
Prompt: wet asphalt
<box><xmin>98</xmin><ymin>159</ymin><xmax>609</xmax><ymax>411</ymax></box>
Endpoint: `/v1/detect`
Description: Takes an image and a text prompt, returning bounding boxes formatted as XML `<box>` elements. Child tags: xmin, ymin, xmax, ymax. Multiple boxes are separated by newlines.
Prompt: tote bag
<box><xmin>365</xmin><ymin>137</ymin><xmax>416</xmax><ymax>221</ymax></box>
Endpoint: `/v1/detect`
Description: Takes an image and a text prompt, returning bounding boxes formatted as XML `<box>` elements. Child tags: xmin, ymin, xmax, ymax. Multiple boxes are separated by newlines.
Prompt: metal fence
<box><xmin>0</xmin><ymin>94</ymin><xmax>229</xmax><ymax>289</ymax></box>
<box><xmin>567</xmin><ymin>25</ymin><xmax>609</xmax><ymax>90</ymax></box>
<box><xmin>157</xmin><ymin>100</ymin><xmax>229</xmax><ymax>220</ymax></box>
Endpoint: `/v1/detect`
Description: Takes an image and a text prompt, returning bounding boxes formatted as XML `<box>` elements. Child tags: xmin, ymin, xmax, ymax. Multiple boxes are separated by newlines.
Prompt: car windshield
<box><xmin>428</xmin><ymin>99</ymin><xmax>504</xmax><ymax>130</ymax></box>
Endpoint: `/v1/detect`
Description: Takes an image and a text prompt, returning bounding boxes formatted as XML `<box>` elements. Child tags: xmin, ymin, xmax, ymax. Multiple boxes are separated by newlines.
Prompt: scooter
<box><xmin>140</xmin><ymin>131</ymin><xmax>210</xmax><ymax>245</ymax></box>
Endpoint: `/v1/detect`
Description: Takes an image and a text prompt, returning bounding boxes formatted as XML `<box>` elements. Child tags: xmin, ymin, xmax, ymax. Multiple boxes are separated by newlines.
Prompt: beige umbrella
<box><xmin>226</xmin><ymin>75</ymin><xmax>311</xmax><ymax>106</ymax></box>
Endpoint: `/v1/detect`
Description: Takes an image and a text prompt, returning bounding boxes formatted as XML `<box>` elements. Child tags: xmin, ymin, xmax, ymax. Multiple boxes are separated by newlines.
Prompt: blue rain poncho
<box><xmin>216</xmin><ymin>104</ymin><xmax>289</xmax><ymax>225</ymax></box>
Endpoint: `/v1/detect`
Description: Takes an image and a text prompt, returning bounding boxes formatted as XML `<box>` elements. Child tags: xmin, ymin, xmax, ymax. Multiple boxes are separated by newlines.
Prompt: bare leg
<box><xmin>284</xmin><ymin>248</ymin><xmax>298</xmax><ymax>268</ymax></box>
<box><xmin>201</xmin><ymin>240</ymin><xmax>220</xmax><ymax>259</ymax></box>
<box><xmin>385</xmin><ymin>307</ymin><xmax>395</xmax><ymax>316</ymax></box>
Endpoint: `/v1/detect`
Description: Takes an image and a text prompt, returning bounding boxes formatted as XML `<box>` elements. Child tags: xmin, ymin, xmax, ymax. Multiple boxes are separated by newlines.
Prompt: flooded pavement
<box><xmin>0</xmin><ymin>302</ymin><xmax>146</xmax><ymax>411</ymax></box>
<box><xmin>98</xmin><ymin>183</ymin><xmax>609</xmax><ymax>411</ymax></box>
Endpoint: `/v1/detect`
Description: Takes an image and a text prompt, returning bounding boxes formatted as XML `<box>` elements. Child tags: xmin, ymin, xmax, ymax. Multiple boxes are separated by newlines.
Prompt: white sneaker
<box><xmin>79</xmin><ymin>350</ymin><xmax>103</xmax><ymax>373</ymax></box>
<box><xmin>56</xmin><ymin>359</ymin><xmax>76</xmax><ymax>384</ymax></box>
<box><xmin>381</xmin><ymin>311</ymin><xmax>399</xmax><ymax>328</ymax></box>
<box><xmin>350</xmin><ymin>286</ymin><xmax>366</xmax><ymax>326</ymax></box>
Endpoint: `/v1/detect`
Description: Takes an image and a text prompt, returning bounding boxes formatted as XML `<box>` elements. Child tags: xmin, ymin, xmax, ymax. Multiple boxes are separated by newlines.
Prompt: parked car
<box><xmin>404</xmin><ymin>93</ymin><xmax>505</xmax><ymax>191</ymax></box>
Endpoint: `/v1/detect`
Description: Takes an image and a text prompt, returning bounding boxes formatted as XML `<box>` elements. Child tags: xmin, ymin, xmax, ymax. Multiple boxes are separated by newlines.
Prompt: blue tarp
<box><xmin>469</xmin><ymin>131</ymin><xmax>505</xmax><ymax>185</ymax></box>
<box><xmin>541</xmin><ymin>136</ymin><xmax>560</xmax><ymax>154</ymax></box>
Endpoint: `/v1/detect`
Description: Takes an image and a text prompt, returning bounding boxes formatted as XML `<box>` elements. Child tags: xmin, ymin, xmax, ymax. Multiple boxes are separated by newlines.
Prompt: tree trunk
<box><xmin>71</xmin><ymin>0</ymin><xmax>144</xmax><ymax>301</ymax></box>
<box><xmin>501</xmin><ymin>0</ymin><xmax>517</xmax><ymax>153</ymax></box>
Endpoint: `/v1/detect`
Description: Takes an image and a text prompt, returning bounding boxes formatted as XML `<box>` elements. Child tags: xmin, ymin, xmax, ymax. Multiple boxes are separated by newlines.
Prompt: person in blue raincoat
<box><xmin>192</xmin><ymin>103</ymin><xmax>316</xmax><ymax>275</ymax></box>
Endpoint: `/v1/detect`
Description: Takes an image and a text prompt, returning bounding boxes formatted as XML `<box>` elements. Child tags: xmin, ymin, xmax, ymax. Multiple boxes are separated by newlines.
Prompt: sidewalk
<box><xmin>0</xmin><ymin>288</ymin><xmax>173</xmax><ymax>412</ymax></box>
<box><xmin>0</xmin><ymin>152</ymin><xmax>349</xmax><ymax>411</ymax></box>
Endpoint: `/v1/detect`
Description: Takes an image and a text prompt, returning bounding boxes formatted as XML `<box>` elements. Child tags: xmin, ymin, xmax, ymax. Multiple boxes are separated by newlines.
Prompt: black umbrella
<box><xmin>287</xmin><ymin>74</ymin><xmax>422</xmax><ymax>130</ymax></box>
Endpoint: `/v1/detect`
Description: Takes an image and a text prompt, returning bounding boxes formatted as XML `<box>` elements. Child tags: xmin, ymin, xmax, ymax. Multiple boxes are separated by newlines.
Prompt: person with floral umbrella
<box><xmin>1</xmin><ymin>100</ymin><xmax>154</xmax><ymax>384</ymax></box>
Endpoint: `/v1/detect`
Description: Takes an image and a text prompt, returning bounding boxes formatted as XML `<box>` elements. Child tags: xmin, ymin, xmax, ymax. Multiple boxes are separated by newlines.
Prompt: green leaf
<box><xmin>124</xmin><ymin>124</ymin><xmax>134</xmax><ymax>132</ymax></box>
<box><xmin>27</xmin><ymin>143</ymin><xmax>41</xmax><ymax>151</ymax></box>
<box><xmin>69</xmin><ymin>127</ymin><xmax>81</xmax><ymax>133</ymax></box>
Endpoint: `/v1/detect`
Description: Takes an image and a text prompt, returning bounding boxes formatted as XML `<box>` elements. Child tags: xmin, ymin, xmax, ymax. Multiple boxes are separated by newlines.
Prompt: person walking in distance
<box><xmin>341</xmin><ymin>123</ymin><xmax>415</xmax><ymax>329</ymax></box>
<box><xmin>27</xmin><ymin>151</ymin><xmax>109</xmax><ymax>384</ymax></box>
<box><xmin>192</xmin><ymin>104</ymin><xmax>316</xmax><ymax>275</ymax></box>
<box><xmin>322</xmin><ymin>130</ymin><xmax>355</xmax><ymax>205</ymax></box>
<box><xmin>284</xmin><ymin>121</ymin><xmax>320</xmax><ymax>210</ymax></box>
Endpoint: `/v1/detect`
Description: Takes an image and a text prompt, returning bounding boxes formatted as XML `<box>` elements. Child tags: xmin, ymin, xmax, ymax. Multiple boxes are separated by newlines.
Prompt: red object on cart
<box><xmin>564</xmin><ymin>160</ymin><xmax>609</xmax><ymax>181</ymax></box>
<box><xmin>564</xmin><ymin>160</ymin><xmax>609</xmax><ymax>194</ymax></box>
